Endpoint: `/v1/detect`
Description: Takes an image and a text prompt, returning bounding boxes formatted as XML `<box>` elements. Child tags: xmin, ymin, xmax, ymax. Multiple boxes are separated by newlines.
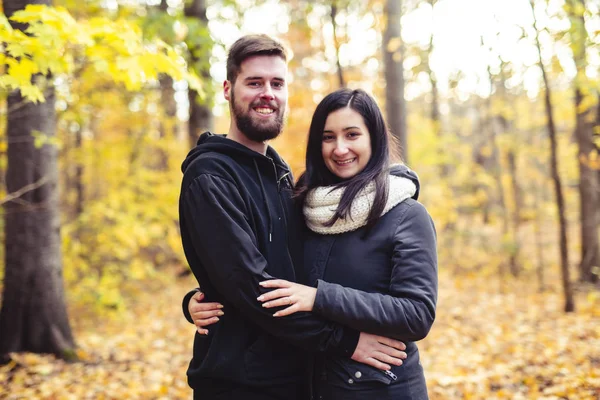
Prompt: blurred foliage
<box><xmin>61</xmin><ymin>135</ymin><xmax>187</xmax><ymax>313</ymax></box>
<box><xmin>0</xmin><ymin>0</ymin><xmax>599</xmax><ymax>397</ymax></box>
<box><xmin>0</xmin><ymin>5</ymin><xmax>201</xmax><ymax>102</ymax></box>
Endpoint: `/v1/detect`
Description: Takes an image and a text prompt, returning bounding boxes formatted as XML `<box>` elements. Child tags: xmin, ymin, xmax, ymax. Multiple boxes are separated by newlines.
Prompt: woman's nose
<box><xmin>333</xmin><ymin>142</ymin><xmax>349</xmax><ymax>155</ymax></box>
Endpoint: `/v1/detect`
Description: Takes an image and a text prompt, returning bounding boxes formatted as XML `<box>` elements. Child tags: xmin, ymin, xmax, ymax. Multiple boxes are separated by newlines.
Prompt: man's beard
<box><xmin>231</xmin><ymin>91</ymin><xmax>285</xmax><ymax>142</ymax></box>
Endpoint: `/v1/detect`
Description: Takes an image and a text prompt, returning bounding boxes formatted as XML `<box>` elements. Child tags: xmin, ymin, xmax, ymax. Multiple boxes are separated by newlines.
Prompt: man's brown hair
<box><xmin>226</xmin><ymin>34</ymin><xmax>288</xmax><ymax>84</ymax></box>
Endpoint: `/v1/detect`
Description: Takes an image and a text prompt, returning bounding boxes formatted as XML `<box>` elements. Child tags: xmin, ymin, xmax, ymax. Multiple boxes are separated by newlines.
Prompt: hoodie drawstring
<box><xmin>254</xmin><ymin>160</ymin><xmax>273</xmax><ymax>243</ymax></box>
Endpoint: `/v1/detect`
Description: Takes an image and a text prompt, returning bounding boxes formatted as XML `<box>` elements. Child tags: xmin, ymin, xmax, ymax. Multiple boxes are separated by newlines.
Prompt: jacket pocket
<box><xmin>326</xmin><ymin>357</ymin><xmax>394</xmax><ymax>387</ymax></box>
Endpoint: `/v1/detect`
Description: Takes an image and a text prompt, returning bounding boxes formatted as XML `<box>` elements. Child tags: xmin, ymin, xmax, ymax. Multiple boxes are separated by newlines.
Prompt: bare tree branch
<box><xmin>0</xmin><ymin>175</ymin><xmax>49</xmax><ymax>206</ymax></box>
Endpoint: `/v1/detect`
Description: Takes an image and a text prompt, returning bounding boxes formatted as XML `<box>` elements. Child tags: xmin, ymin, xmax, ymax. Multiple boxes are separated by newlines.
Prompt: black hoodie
<box><xmin>179</xmin><ymin>132</ymin><xmax>359</xmax><ymax>391</ymax></box>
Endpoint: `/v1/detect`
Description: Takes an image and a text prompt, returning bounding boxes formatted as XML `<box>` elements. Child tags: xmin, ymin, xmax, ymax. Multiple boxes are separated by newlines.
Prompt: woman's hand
<box><xmin>257</xmin><ymin>279</ymin><xmax>317</xmax><ymax>317</ymax></box>
<box><xmin>189</xmin><ymin>291</ymin><xmax>223</xmax><ymax>335</ymax></box>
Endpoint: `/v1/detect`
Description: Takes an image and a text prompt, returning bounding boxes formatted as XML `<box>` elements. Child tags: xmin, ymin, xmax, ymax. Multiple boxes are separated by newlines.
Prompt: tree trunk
<box><xmin>185</xmin><ymin>0</ymin><xmax>213</xmax><ymax>149</ymax></box>
<box><xmin>382</xmin><ymin>0</ymin><xmax>407</xmax><ymax>162</ymax></box>
<box><xmin>533</xmin><ymin>178</ymin><xmax>546</xmax><ymax>292</ymax></box>
<box><xmin>74</xmin><ymin>127</ymin><xmax>84</xmax><ymax>216</ymax></box>
<box><xmin>159</xmin><ymin>75</ymin><xmax>177</xmax><ymax>138</ymax></box>
<box><xmin>497</xmin><ymin>57</ymin><xmax>522</xmax><ymax>276</ymax></box>
<box><xmin>484</xmin><ymin>54</ymin><xmax>513</xmax><ymax>276</ymax></box>
<box><xmin>530</xmin><ymin>100</ymin><xmax>547</xmax><ymax>292</ymax></box>
<box><xmin>531</xmin><ymin>0</ymin><xmax>574</xmax><ymax>312</ymax></box>
<box><xmin>152</xmin><ymin>0</ymin><xmax>177</xmax><ymax>169</ymax></box>
<box><xmin>567</xmin><ymin>0</ymin><xmax>599</xmax><ymax>283</ymax></box>
<box><xmin>596</xmin><ymin>94</ymin><xmax>600</xmax><ymax>234</ymax></box>
<box><xmin>425</xmin><ymin>0</ymin><xmax>446</xmax><ymax>176</ymax></box>
<box><xmin>575</xmin><ymin>88</ymin><xmax>600</xmax><ymax>283</ymax></box>
<box><xmin>330</xmin><ymin>2</ymin><xmax>346</xmax><ymax>88</ymax></box>
<box><xmin>158</xmin><ymin>0</ymin><xmax>177</xmax><ymax>142</ymax></box>
<box><xmin>0</xmin><ymin>0</ymin><xmax>75</xmax><ymax>362</ymax></box>
<box><xmin>507</xmin><ymin>150</ymin><xmax>522</xmax><ymax>275</ymax></box>
<box><xmin>472</xmin><ymin>105</ymin><xmax>494</xmax><ymax>226</ymax></box>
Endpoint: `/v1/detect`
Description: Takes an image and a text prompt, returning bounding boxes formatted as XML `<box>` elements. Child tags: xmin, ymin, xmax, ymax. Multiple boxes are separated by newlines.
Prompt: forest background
<box><xmin>0</xmin><ymin>0</ymin><xmax>599</xmax><ymax>399</ymax></box>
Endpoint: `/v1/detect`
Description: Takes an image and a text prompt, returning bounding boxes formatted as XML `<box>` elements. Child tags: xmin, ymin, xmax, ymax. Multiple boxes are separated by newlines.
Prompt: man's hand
<box><xmin>351</xmin><ymin>332</ymin><xmax>407</xmax><ymax>371</ymax></box>
<box><xmin>189</xmin><ymin>291</ymin><xmax>223</xmax><ymax>335</ymax></box>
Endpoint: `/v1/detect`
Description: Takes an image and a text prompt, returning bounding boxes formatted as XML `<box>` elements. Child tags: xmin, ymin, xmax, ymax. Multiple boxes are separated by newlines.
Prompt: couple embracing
<box><xmin>178</xmin><ymin>34</ymin><xmax>437</xmax><ymax>400</ymax></box>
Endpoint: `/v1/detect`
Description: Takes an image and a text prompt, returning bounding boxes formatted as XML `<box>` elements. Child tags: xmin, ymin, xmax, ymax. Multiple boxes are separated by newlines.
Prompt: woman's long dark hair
<box><xmin>296</xmin><ymin>88</ymin><xmax>394</xmax><ymax>230</ymax></box>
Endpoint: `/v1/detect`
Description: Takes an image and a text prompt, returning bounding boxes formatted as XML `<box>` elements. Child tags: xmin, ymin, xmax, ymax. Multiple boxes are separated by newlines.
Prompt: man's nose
<box><xmin>261</xmin><ymin>84</ymin><xmax>274</xmax><ymax>100</ymax></box>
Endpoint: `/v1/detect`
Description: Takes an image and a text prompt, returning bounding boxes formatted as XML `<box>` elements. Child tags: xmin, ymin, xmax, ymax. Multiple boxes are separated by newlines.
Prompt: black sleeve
<box><xmin>312</xmin><ymin>202</ymin><xmax>438</xmax><ymax>342</ymax></box>
<box><xmin>182</xmin><ymin>174</ymin><xmax>358</xmax><ymax>356</ymax></box>
<box><xmin>182</xmin><ymin>288</ymin><xmax>201</xmax><ymax>324</ymax></box>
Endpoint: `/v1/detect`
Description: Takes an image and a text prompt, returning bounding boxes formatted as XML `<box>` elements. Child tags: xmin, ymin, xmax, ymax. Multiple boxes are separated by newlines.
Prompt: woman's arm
<box><xmin>183</xmin><ymin>289</ymin><xmax>224</xmax><ymax>335</ymax></box>
<box><xmin>259</xmin><ymin>201</ymin><xmax>438</xmax><ymax>342</ymax></box>
<box><xmin>313</xmin><ymin>202</ymin><xmax>438</xmax><ymax>341</ymax></box>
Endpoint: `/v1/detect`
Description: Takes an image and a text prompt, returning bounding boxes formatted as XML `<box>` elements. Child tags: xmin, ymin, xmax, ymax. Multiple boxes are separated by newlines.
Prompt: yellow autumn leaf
<box><xmin>7</xmin><ymin>57</ymin><xmax>39</xmax><ymax>87</ymax></box>
<box><xmin>8</xmin><ymin>4</ymin><xmax>48</xmax><ymax>23</ymax></box>
<box><xmin>0</xmin><ymin>13</ymin><xmax>12</xmax><ymax>31</ymax></box>
<box><xmin>152</xmin><ymin>54</ymin><xmax>183</xmax><ymax>80</ymax></box>
<box><xmin>20</xmin><ymin>85</ymin><xmax>45</xmax><ymax>103</ymax></box>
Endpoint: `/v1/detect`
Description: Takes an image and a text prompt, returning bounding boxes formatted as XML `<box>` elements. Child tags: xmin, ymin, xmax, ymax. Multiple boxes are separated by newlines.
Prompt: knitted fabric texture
<box><xmin>303</xmin><ymin>175</ymin><xmax>417</xmax><ymax>235</ymax></box>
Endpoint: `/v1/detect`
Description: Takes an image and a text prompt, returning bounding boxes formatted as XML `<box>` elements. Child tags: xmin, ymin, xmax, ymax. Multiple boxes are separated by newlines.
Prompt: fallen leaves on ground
<box><xmin>1</xmin><ymin>272</ymin><xmax>598</xmax><ymax>399</ymax></box>
<box><xmin>420</xmin><ymin>276</ymin><xmax>600</xmax><ymax>399</ymax></box>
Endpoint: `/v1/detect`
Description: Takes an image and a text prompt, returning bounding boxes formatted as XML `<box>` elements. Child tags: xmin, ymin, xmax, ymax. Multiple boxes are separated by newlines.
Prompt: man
<box><xmin>179</xmin><ymin>34</ymin><xmax>406</xmax><ymax>400</ymax></box>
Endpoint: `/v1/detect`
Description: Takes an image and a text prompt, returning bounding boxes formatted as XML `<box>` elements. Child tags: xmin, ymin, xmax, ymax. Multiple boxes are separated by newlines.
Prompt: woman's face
<box><xmin>321</xmin><ymin>107</ymin><xmax>372</xmax><ymax>180</ymax></box>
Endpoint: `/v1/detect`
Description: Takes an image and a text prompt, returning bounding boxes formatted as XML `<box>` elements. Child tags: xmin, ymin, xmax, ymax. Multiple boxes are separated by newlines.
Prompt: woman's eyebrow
<box><xmin>323</xmin><ymin>126</ymin><xmax>361</xmax><ymax>132</ymax></box>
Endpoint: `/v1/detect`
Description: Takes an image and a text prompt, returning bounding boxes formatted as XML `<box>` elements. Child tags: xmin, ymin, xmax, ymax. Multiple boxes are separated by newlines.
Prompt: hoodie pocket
<box><xmin>244</xmin><ymin>335</ymin><xmax>302</xmax><ymax>381</ymax></box>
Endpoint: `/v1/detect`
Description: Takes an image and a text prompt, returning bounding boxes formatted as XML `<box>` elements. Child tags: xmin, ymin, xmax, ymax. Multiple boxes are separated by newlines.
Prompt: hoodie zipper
<box><xmin>277</xmin><ymin>171</ymin><xmax>291</xmax><ymax>191</ymax></box>
<box><xmin>269</xmin><ymin>158</ymin><xmax>295</xmax><ymax>278</ymax></box>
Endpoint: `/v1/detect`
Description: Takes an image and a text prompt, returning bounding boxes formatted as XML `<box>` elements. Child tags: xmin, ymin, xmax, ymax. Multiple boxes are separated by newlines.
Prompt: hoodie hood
<box><xmin>181</xmin><ymin>132</ymin><xmax>292</xmax><ymax>244</ymax></box>
<box><xmin>181</xmin><ymin>132</ymin><xmax>290</xmax><ymax>174</ymax></box>
<box><xmin>390</xmin><ymin>163</ymin><xmax>420</xmax><ymax>200</ymax></box>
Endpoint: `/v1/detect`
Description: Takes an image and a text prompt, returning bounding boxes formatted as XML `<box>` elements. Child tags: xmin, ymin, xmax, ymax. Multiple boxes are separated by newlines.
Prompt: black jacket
<box><xmin>179</xmin><ymin>132</ymin><xmax>359</xmax><ymax>391</ymax></box>
<box><xmin>305</xmin><ymin>166</ymin><xmax>437</xmax><ymax>398</ymax></box>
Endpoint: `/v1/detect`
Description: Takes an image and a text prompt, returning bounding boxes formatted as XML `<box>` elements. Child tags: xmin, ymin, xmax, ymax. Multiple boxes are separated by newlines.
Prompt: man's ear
<box><xmin>224</xmin><ymin>80</ymin><xmax>231</xmax><ymax>101</ymax></box>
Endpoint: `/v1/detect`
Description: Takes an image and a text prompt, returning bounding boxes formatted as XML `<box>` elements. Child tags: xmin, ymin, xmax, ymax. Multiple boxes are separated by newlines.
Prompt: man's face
<box><xmin>225</xmin><ymin>55</ymin><xmax>288</xmax><ymax>142</ymax></box>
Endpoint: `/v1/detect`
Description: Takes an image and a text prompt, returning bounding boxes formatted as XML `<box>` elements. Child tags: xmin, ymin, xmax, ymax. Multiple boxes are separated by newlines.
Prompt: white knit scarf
<box><xmin>303</xmin><ymin>174</ymin><xmax>417</xmax><ymax>235</ymax></box>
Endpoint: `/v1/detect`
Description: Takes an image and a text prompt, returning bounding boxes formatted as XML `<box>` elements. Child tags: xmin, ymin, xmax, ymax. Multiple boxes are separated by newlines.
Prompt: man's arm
<box><xmin>186</xmin><ymin>288</ymin><xmax>407</xmax><ymax>370</ymax></box>
<box><xmin>182</xmin><ymin>173</ymin><xmax>357</xmax><ymax>356</ymax></box>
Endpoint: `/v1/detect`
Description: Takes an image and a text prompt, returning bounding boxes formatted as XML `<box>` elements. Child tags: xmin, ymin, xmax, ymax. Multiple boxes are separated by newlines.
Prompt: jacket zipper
<box><xmin>384</xmin><ymin>370</ymin><xmax>398</xmax><ymax>381</ymax></box>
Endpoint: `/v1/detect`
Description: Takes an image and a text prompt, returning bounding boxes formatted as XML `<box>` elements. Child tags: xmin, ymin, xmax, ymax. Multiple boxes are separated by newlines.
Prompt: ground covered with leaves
<box><xmin>1</xmin><ymin>271</ymin><xmax>599</xmax><ymax>399</ymax></box>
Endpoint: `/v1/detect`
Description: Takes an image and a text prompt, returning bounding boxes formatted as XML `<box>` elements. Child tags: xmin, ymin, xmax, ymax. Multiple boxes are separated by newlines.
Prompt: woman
<box><xmin>188</xmin><ymin>88</ymin><xmax>437</xmax><ymax>399</ymax></box>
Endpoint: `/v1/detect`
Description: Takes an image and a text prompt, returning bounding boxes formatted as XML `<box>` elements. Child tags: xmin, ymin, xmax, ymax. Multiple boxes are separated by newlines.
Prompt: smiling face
<box><xmin>224</xmin><ymin>55</ymin><xmax>288</xmax><ymax>143</ymax></box>
<box><xmin>321</xmin><ymin>107</ymin><xmax>372</xmax><ymax>180</ymax></box>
